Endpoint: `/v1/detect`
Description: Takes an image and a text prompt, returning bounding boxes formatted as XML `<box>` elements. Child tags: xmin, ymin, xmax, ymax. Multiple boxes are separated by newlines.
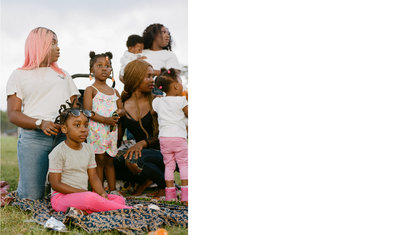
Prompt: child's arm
<box><xmin>117</xmin><ymin>121</ymin><xmax>124</xmax><ymax>148</ymax></box>
<box><xmin>183</xmin><ymin>105</ymin><xmax>188</xmax><ymax>118</ymax></box>
<box><xmin>70</xmin><ymin>95</ymin><xmax>79</xmax><ymax>108</ymax></box>
<box><xmin>83</xmin><ymin>86</ymin><xmax>119</xmax><ymax>126</ymax></box>
<box><xmin>87</xmin><ymin>168</ymin><xmax>108</xmax><ymax>199</ymax></box>
<box><xmin>115</xmin><ymin>90</ymin><xmax>126</xmax><ymax>117</ymax></box>
<box><xmin>49</xmin><ymin>172</ymin><xmax>87</xmax><ymax>194</ymax></box>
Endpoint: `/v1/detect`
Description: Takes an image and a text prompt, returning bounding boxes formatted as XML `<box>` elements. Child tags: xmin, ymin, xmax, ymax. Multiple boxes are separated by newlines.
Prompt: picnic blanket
<box><xmin>7</xmin><ymin>191</ymin><xmax>188</xmax><ymax>234</ymax></box>
<box><xmin>0</xmin><ymin>181</ymin><xmax>11</xmax><ymax>206</ymax></box>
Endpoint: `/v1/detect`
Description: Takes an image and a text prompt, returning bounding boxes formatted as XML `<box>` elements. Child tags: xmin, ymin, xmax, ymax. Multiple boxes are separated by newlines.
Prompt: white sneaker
<box><xmin>109</xmin><ymin>190</ymin><xmax>123</xmax><ymax>196</ymax></box>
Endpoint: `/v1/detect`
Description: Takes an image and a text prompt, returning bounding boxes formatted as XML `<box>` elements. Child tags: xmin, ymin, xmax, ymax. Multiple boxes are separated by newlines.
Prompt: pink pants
<box><xmin>51</xmin><ymin>191</ymin><xmax>132</xmax><ymax>214</ymax></box>
<box><xmin>159</xmin><ymin>137</ymin><xmax>188</xmax><ymax>181</ymax></box>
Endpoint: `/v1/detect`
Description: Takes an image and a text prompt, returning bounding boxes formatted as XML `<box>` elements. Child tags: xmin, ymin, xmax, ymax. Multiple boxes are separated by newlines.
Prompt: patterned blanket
<box><xmin>7</xmin><ymin>191</ymin><xmax>188</xmax><ymax>234</ymax></box>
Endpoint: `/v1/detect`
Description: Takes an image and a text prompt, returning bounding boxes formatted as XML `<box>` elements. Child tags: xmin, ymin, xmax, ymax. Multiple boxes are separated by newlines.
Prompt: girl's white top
<box><xmin>6</xmin><ymin>67</ymin><xmax>80</xmax><ymax>121</ymax></box>
<box><xmin>143</xmin><ymin>49</ymin><xmax>181</xmax><ymax>70</ymax></box>
<box><xmin>152</xmin><ymin>96</ymin><xmax>188</xmax><ymax>138</ymax></box>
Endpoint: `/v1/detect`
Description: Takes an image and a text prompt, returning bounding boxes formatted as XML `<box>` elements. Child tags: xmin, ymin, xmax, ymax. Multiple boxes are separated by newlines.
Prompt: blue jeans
<box><xmin>17</xmin><ymin>128</ymin><xmax>65</xmax><ymax>199</ymax></box>
<box><xmin>136</xmin><ymin>149</ymin><xmax>166</xmax><ymax>188</ymax></box>
<box><xmin>126</xmin><ymin>129</ymin><xmax>134</xmax><ymax>140</ymax></box>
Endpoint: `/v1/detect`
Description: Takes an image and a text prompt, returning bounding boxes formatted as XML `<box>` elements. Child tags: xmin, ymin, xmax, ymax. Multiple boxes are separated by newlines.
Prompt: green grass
<box><xmin>0</xmin><ymin>136</ymin><xmax>188</xmax><ymax>234</ymax></box>
<box><xmin>1</xmin><ymin>136</ymin><xmax>19</xmax><ymax>191</ymax></box>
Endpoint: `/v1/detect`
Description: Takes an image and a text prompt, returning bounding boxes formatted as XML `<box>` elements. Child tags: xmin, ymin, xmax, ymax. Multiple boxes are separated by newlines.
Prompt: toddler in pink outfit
<box><xmin>152</xmin><ymin>68</ymin><xmax>188</xmax><ymax>203</ymax></box>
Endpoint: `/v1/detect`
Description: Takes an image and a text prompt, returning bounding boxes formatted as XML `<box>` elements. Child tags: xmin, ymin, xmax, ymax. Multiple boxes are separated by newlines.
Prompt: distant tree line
<box><xmin>1</xmin><ymin>111</ymin><xmax>17</xmax><ymax>134</ymax></box>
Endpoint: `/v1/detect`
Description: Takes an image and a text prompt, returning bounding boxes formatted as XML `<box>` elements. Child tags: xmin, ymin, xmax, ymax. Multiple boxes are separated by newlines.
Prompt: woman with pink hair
<box><xmin>6</xmin><ymin>27</ymin><xmax>80</xmax><ymax>200</ymax></box>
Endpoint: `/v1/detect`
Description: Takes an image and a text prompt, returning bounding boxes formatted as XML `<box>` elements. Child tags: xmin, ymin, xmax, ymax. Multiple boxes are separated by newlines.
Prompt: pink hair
<box><xmin>19</xmin><ymin>27</ymin><xmax>65</xmax><ymax>76</ymax></box>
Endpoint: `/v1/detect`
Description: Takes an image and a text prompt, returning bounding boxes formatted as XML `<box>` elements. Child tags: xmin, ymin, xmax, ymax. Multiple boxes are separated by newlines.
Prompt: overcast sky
<box><xmin>0</xmin><ymin>0</ymin><xmax>187</xmax><ymax>110</ymax></box>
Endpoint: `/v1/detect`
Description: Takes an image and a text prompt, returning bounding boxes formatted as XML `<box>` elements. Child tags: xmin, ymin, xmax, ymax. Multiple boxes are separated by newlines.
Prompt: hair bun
<box><xmin>89</xmin><ymin>51</ymin><xmax>96</xmax><ymax>59</ymax></box>
<box><xmin>105</xmin><ymin>52</ymin><xmax>113</xmax><ymax>59</ymax></box>
<box><xmin>160</xmin><ymin>67</ymin><xmax>167</xmax><ymax>73</ymax></box>
<box><xmin>169</xmin><ymin>68</ymin><xmax>176</xmax><ymax>77</ymax></box>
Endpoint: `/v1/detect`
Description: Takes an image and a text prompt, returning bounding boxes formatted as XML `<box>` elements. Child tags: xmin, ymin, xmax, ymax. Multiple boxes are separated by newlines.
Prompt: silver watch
<box><xmin>35</xmin><ymin>119</ymin><xmax>42</xmax><ymax>129</ymax></box>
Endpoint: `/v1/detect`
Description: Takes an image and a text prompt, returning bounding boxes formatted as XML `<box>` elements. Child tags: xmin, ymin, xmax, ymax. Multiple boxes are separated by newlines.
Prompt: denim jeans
<box><xmin>17</xmin><ymin>128</ymin><xmax>65</xmax><ymax>199</ymax></box>
<box><xmin>135</xmin><ymin>149</ymin><xmax>166</xmax><ymax>188</ymax></box>
<box><xmin>126</xmin><ymin>129</ymin><xmax>134</xmax><ymax>140</ymax></box>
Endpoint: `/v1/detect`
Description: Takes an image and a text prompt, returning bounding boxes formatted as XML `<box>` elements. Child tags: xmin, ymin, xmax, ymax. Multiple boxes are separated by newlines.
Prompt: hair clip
<box><xmin>159</xmin><ymin>85</ymin><xmax>162</xmax><ymax>89</ymax></box>
<box><xmin>167</xmin><ymin>70</ymin><xmax>170</xmax><ymax>74</ymax></box>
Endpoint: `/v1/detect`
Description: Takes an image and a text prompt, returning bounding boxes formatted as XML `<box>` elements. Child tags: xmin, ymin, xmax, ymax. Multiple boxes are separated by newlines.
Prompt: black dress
<box><xmin>115</xmin><ymin>112</ymin><xmax>166</xmax><ymax>188</ymax></box>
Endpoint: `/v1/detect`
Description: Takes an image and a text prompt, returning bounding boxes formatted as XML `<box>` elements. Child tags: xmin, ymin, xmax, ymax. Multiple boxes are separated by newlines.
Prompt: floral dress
<box><xmin>87</xmin><ymin>86</ymin><xmax>118</xmax><ymax>157</ymax></box>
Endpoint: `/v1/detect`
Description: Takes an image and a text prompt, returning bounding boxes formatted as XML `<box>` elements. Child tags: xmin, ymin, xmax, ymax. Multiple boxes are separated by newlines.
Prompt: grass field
<box><xmin>0</xmin><ymin>136</ymin><xmax>188</xmax><ymax>234</ymax></box>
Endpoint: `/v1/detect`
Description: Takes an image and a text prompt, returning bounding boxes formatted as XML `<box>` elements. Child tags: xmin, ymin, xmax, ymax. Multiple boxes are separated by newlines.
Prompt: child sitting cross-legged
<box><xmin>49</xmin><ymin>102</ymin><xmax>132</xmax><ymax>214</ymax></box>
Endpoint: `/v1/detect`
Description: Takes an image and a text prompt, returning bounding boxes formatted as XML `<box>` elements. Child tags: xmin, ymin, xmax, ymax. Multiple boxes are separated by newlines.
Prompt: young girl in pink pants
<box><xmin>48</xmin><ymin>103</ymin><xmax>132</xmax><ymax>214</ymax></box>
<box><xmin>152</xmin><ymin>68</ymin><xmax>188</xmax><ymax>202</ymax></box>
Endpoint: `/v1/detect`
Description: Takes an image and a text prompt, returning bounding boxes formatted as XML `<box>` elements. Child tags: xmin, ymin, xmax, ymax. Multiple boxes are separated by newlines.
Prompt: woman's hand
<box><xmin>103</xmin><ymin>116</ymin><xmax>119</xmax><ymax>126</ymax></box>
<box><xmin>123</xmin><ymin>140</ymin><xmax>147</xmax><ymax>160</ymax></box>
<box><xmin>41</xmin><ymin>120</ymin><xmax>60</xmax><ymax>136</ymax></box>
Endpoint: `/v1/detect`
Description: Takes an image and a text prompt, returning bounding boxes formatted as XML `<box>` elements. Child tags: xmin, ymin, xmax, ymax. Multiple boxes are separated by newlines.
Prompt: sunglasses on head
<box><xmin>55</xmin><ymin>108</ymin><xmax>93</xmax><ymax>124</ymax></box>
<box><xmin>65</xmin><ymin>108</ymin><xmax>93</xmax><ymax>118</ymax></box>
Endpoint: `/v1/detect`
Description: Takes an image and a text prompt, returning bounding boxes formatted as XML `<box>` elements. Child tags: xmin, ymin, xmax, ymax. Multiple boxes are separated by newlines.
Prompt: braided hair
<box><xmin>54</xmin><ymin>99</ymin><xmax>83</xmax><ymax>125</ymax></box>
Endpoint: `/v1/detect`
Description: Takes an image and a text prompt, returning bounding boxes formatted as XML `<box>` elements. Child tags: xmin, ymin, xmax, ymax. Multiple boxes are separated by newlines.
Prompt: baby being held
<box><xmin>119</xmin><ymin>34</ymin><xmax>147</xmax><ymax>82</ymax></box>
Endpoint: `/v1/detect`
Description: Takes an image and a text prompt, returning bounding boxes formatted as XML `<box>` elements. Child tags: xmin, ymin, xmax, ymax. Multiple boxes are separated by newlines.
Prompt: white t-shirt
<box><xmin>49</xmin><ymin>142</ymin><xmax>96</xmax><ymax>194</ymax></box>
<box><xmin>6</xmin><ymin>67</ymin><xmax>80</xmax><ymax>122</ymax></box>
<box><xmin>143</xmin><ymin>49</ymin><xmax>181</xmax><ymax>71</ymax></box>
<box><xmin>119</xmin><ymin>50</ymin><xmax>142</xmax><ymax>77</ymax></box>
<box><xmin>152</xmin><ymin>96</ymin><xmax>188</xmax><ymax>138</ymax></box>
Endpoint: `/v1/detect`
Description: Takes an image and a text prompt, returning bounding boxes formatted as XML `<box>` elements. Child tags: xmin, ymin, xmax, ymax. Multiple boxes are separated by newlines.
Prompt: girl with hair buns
<box><xmin>117</xmin><ymin>59</ymin><xmax>166</xmax><ymax>196</ymax></box>
<box><xmin>153</xmin><ymin>68</ymin><xmax>188</xmax><ymax>202</ymax></box>
<box><xmin>83</xmin><ymin>51</ymin><xmax>125</xmax><ymax>195</ymax></box>
<box><xmin>6</xmin><ymin>27</ymin><xmax>80</xmax><ymax>200</ymax></box>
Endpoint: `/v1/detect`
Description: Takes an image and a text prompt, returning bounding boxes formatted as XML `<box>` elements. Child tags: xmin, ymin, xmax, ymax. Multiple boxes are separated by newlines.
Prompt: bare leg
<box><xmin>165</xmin><ymin>180</ymin><xmax>174</xmax><ymax>188</ymax></box>
<box><xmin>104</xmin><ymin>154</ymin><xmax>116</xmax><ymax>191</ymax></box>
<box><xmin>181</xmin><ymin>179</ymin><xmax>188</xmax><ymax>187</ymax></box>
<box><xmin>133</xmin><ymin>179</ymin><xmax>153</xmax><ymax>196</ymax></box>
<box><xmin>95</xmin><ymin>154</ymin><xmax>106</xmax><ymax>187</ymax></box>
